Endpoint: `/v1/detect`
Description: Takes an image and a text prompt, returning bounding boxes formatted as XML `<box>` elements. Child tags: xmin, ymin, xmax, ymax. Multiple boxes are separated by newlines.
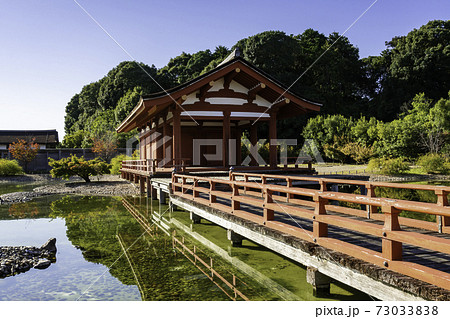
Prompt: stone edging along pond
<box><xmin>0</xmin><ymin>175</ymin><xmax>140</xmax><ymax>205</ymax></box>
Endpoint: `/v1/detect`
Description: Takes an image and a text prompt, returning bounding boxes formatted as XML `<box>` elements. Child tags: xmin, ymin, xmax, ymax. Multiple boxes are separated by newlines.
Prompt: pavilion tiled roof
<box><xmin>0</xmin><ymin>130</ymin><xmax>59</xmax><ymax>145</ymax></box>
<box><xmin>117</xmin><ymin>51</ymin><xmax>322</xmax><ymax>133</ymax></box>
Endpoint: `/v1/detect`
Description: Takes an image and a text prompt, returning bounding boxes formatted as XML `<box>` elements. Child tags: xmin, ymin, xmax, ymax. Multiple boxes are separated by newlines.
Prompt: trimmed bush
<box><xmin>417</xmin><ymin>153</ymin><xmax>449</xmax><ymax>174</ymax></box>
<box><xmin>49</xmin><ymin>155</ymin><xmax>111</xmax><ymax>183</ymax></box>
<box><xmin>368</xmin><ymin>157</ymin><xmax>409</xmax><ymax>175</ymax></box>
<box><xmin>110</xmin><ymin>154</ymin><xmax>130</xmax><ymax>175</ymax></box>
<box><xmin>0</xmin><ymin>159</ymin><xmax>24</xmax><ymax>176</ymax></box>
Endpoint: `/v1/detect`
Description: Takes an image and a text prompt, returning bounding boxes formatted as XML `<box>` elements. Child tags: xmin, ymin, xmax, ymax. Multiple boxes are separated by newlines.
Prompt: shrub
<box><xmin>368</xmin><ymin>157</ymin><xmax>409</xmax><ymax>175</ymax></box>
<box><xmin>0</xmin><ymin>159</ymin><xmax>24</xmax><ymax>176</ymax></box>
<box><xmin>339</xmin><ymin>142</ymin><xmax>374</xmax><ymax>164</ymax></box>
<box><xmin>49</xmin><ymin>155</ymin><xmax>111</xmax><ymax>182</ymax></box>
<box><xmin>417</xmin><ymin>153</ymin><xmax>449</xmax><ymax>174</ymax></box>
<box><xmin>110</xmin><ymin>154</ymin><xmax>130</xmax><ymax>175</ymax></box>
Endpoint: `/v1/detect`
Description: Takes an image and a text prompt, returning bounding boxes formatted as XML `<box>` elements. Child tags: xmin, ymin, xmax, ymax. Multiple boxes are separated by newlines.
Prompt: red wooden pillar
<box><xmin>436</xmin><ymin>190</ymin><xmax>449</xmax><ymax>232</ymax></box>
<box><xmin>156</xmin><ymin>125</ymin><xmax>163</xmax><ymax>165</ymax></box>
<box><xmin>222</xmin><ymin>111</ymin><xmax>230</xmax><ymax>167</ymax></box>
<box><xmin>263</xmin><ymin>188</ymin><xmax>274</xmax><ymax>223</ymax></box>
<box><xmin>269</xmin><ymin>111</ymin><xmax>277</xmax><ymax>169</ymax></box>
<box><xmin>236</xmin><ymin>127</ymin><xmax>242</xmax><ymax>166</ymax></box>
<box><xmin>172</xmin><ymin>109</ymin><xmax>181</xmax><ymax>166</ymax></box>
<box><xmin>250</xmin><ymin>124</ymin><xmax>257</xmax><ymax>166</ymax></box>
<box><xmin>163</xmin><ymin>119</ymin><xmax>171</xmax><ymax>166</ymax></box>
<box><xmin>313</xmin><ymin>195</ymin><xmax>328</xmax><ymax>239</ymax></box>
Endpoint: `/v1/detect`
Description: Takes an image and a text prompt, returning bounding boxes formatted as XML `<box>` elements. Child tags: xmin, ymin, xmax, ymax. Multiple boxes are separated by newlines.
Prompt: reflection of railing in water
<box><xmin>172</xmin><ymin>231</ymin><xmax>249</xmax><ymax>301</ymax></box>
<box><xmin>116</xmin><ymin>233</ymin><xmax>146</xmax><ymax>300</ymax></box>
<box><xmin>121</xmin><ymin>197</ymin><xmax>250</xmax><ymax>301</ymax></box>
<box><xmin>122</xmin><ymin>198</ymin><xmax>156</xmax><ymax>239</ymax></box>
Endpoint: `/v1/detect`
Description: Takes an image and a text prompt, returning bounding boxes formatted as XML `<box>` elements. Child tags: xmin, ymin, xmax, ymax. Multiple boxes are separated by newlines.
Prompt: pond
<box><xmin>0</xmin><ymin>182</ymin><xmax>45</xmax><ymax>196</ymax></box>
<box><xmin>0</xmin><ymin>194</ymin><xmax>369</xmax><ymax>301</ymax></box>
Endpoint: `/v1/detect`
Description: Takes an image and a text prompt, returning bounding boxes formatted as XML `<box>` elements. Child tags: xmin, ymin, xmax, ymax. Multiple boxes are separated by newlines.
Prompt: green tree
<box><xmin>61</xmin><ymin>130</ymin><xmax>91</xmax><ymax>148</ymax></box>
<box><xmin>350</xmin><ymin>116</ymin><xmax>381</xmax><ymax>147</ymax></box>
<box><xmin>49</xmin><ymin>155</ymin><xmax>111</xmax><ymax>183</ymax></box>
<box><xmin>114</xmin><ymin>86</ymin><xmax>144</xmax><ymax>125</ymax></box>
<box><xmin>364</xmin><ymin>20</ymin><xmax>450</xmax><ymax>120</ymax></box>
<box><xmin>302</xmin><ymin>114</ymin><xmax>353</xmax><ymax>153</ymax></box>
<box><xmin>158</xmin><ymin>47</ymin><xmax>230</xmax><ymax>85</ymax></box>
<box><xmin>63</xmin><ymin>61</ymin><xmax>172</xmax><ymax>136</ymax></box>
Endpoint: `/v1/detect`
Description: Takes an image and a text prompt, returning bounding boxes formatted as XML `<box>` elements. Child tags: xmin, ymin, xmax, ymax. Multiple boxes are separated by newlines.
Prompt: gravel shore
<box><xmin>0</xmin><ymin>175</ymin><xmax>139</xmax><ymax>205</ymax></box>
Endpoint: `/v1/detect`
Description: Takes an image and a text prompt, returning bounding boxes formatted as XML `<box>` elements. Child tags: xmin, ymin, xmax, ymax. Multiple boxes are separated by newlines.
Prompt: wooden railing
<box><xmin>121</xmin><ymin>158</ymin><xmax>188</xmax><ymax>174</ymax></box>
<box><xmin>172</xmin><ymin>173</ymin><xmax>450</xmax><ymax>290</ymax></box>
<box><xmin>230</xmin><ymin>172</ymin><xmax>450</xmax><ymax>234</ymax></box>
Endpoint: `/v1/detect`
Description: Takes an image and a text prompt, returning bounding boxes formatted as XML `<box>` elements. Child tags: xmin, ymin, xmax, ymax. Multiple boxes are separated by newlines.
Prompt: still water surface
<box><xmin>0</xmin><ymin>193</ymin><xmax>370</xmax><ymax>301</ymax></box>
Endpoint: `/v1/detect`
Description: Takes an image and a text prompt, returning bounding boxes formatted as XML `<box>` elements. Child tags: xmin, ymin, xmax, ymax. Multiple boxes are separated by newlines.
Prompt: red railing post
<box><xmin>366</xmin><ymin>183</ymin><xmax>377</xmax><ymax>219</ymax></box>
<box><xmin>382</xmin><ymin>205</ymin><xmax>402</xmax><ymax>262</ymax></box>
<box><xmin>193</xmin><ymin>179</ymin><xmax>199</xmax><ymax>199</ymax></box>
<box><xmin>261</xmin><ymin>176</ymin><xmax>267</xmax><ymax>198</ymax></box>
<box><xmin>436</xmin><ymin>189</ymin><xmax>449</xmax><ymax>233</ymax></box>
<box><xmin>286</xmin><ymin>177</ymin><xmax>293</xmax><ymax>202</ymax></box>
<box><xmin>172</xmin><ymin>174</ymin><xmax>176</xmax><ymax>193</ymax></box>
<box><xmin>261</xmin><ymin>176</ymin><xmax>267</xmax><ymax>185</ymax></box>
<box><xmin>243</xmin><ymin>175</ymin><xmax>249</xmax><ymax>194</ymax></box>
<box><xmin>313</xmin><ymin>195</ymin><xmax>328</xmax><ymax>240</ymax></box>
<box><xmin>210</xmin><ymin>181</ymin><xmax>216</xmax><ymax>204</ymax></box>
<box><xmin>232</xmin><ymin>182</ymin><xmax>240</xmax><ymax>212</ymax></box>
<box><xmin>263</xmin><ymin>188</ymin><xmax>274</xmax><ymax>223</ymax></box>
<box><xmin>319</xmin><ymin>180</ymin><xmax>327</xmax><ymax>192</ymax></box>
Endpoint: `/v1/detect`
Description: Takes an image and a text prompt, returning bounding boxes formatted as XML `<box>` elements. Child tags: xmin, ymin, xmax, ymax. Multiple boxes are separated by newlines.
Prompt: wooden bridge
<box><xmin>121</xmin><ymin>165</ymin><xmax>450</xmax><ymax>300</ymax></box>
<box><xmin>171</xmin><ymin>172</ymin><xmax>450</xmax><ymax>300</ymax></box>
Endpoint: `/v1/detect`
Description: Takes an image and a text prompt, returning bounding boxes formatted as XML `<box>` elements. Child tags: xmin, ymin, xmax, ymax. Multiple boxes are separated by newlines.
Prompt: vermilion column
<box><xmin>222</xmin><ymin>111</ymin><xmax>230</xmax><ymax>167</ymax></box>
<box><xmin>269</xmin><ymin>111</ymin><xmax>277</xmax><ymax>169</ymax></box>
<box><xmin>250</xmin><ymin>124</ymin><xmax>257</xmax><ymax>166</ymax></box>
<box><xmin>163</xmin><ymin>119</ymin><xmax>171</xmax><ymax>166</ymax></box>
<box><xmin>236</xmin><ymin>127</ymin><xmax>242</xmax><ymax>166</ymax></box>
<box><xmin>172</xmin><ymin>109</ymin><xmax>181</xmax><ymax>166</ymax></box>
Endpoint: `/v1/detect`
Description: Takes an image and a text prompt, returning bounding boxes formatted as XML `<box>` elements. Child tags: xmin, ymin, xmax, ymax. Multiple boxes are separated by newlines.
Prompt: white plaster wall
<box><xmin>208</xmin><ymin>78</ymin><xmax>224</xmax><ymax>92</ymax></box>
<box><xmin>180</xmin><ymin>111</ymin><xmax>223</xmax><ymax>117</ymax></box>
<box><xmin>182</xmin><ymin>91</ymin><xmax>200</xmax><ymax>105</ymax></box>
<box><xmin>254</xmin><ymin>95</ymin><xmax>272</xmax><ymax>108</ymax></box>
<box><xmin>205</xmin><ymin>97</ymin><xmax>247</xmax><ymax>105</ymax></box>
<box><xmin>231</xmin><ymin>112</ymin><xmax>270</xmax><ymax>118</ymax></box>
<box><xmin>229</xmin><ymin>80</ymin><xmax>248</xmax><ymax>94</ymax></box>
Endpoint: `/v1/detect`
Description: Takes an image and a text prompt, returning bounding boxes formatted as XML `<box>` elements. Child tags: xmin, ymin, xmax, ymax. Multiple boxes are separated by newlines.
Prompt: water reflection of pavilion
<box><xmin>120</xmin><ymin>196</ymin><xmax>301</xmax><ymax>301</ymax></box>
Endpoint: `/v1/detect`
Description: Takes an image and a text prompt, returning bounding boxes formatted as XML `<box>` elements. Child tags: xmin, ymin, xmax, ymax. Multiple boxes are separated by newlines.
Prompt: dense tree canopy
<box><xmin>363</xmin><ymin>20</ymin><xmax>450</xmax><ymax>120</ymax></box>
<box><xmin>303</xmin><ymin>92</ymin><xmax>450</xmax><ymax>162</ymax></box>
<box><xmin>63</xmin><ymin>61</ymin><xmax>171</xmax><ymax>147</ymax></box>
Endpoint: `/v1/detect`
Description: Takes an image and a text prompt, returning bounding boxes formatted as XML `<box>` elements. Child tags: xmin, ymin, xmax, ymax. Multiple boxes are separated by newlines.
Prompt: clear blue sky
<box><xmin>0</xmin><ymin>0</ymin><xmax>448</xmax><ymax>139</ymax></box>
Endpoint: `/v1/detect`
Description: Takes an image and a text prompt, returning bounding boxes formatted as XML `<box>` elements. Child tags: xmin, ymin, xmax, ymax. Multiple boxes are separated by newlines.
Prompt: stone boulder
<box><xmin>40</xmin><ymin>238</ymin><xmax>57</xmax><ymax>254</ymax></box>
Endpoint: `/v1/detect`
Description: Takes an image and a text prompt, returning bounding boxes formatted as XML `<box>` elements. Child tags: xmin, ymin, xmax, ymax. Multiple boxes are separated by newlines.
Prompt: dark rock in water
<box><xmin>40</xmin><ymin>238</ymin><xmax>57</xmax><ymax>253</ymax></box>
<box><xmin>0</xmin><ymin>238</ymin><xmax>57</xmax><ymax>278</ymax></box>
<box><xmin>34</xmin><ymin>259</ymin><xmax>51</xmax><ymax>270</ymax></box>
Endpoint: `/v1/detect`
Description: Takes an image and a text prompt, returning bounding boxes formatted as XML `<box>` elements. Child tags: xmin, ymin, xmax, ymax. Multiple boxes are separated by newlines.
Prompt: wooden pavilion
<box><xmin>117</xmin><ymin>49</ymin><xmax>321</xmax><ymax>175</ymax></box>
